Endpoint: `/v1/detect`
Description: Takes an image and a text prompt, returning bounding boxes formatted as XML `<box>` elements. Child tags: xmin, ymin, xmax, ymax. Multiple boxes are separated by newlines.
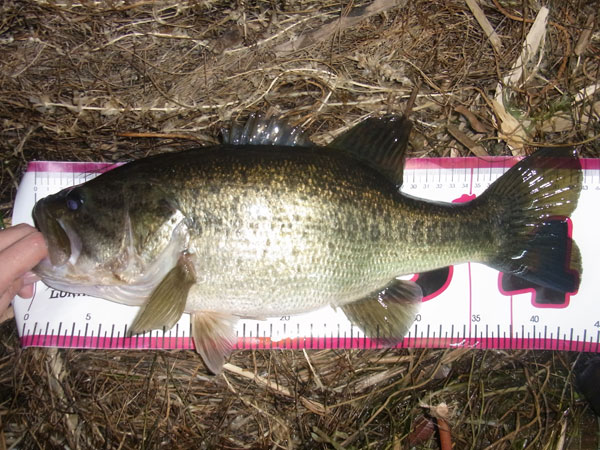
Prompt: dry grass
<box><xmin>0</xmin><ymin>0</ymin><xmax>599</xmax><ymax>448</ymax></box>
<box><xmin>1</xmin><ymin>322</ymin><xmax>597</xmax><ymax>449</ymax></box>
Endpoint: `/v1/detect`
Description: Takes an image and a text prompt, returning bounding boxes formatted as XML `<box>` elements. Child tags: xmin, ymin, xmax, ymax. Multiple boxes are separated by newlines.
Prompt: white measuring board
<box><xmin>10</xmin><ymin>157</ymin><xmax>600</xmax><ymax>352</ymax></box>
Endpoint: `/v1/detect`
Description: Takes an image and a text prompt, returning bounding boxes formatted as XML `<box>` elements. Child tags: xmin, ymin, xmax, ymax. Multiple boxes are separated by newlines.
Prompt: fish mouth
<box><xmin>32</xmin><ymin>200</ymin><xmax>82</xmax><ymax>267</ymax></box>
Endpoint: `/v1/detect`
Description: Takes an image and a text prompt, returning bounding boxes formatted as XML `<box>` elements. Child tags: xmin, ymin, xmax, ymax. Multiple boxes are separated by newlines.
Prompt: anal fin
<box><xmin>341</xmin><ymin>279</ymin><xmax>422</xmax><ymax>345</ymax></box>
<box><xmin>192</xmin><ymin>312</ymin><xmax>238</xmax><ymax>374</ymax></box>
<box><xmin>130</xmin><ymin>253</ymin><xmax>196</xmax><ymax>334</ymax></box>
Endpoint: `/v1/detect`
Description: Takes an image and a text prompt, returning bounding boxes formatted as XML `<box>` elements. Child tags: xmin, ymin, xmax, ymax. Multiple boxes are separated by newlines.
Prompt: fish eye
<box><xmin>65</xmin><ymin>189</ymin><xmax>84</xmax><ymax>211</ymax></box>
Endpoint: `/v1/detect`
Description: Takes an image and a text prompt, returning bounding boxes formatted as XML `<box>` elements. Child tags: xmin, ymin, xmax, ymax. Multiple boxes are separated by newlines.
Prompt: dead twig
<box><xmin>275</xmin><ymin>0</ymin><xmax>408</xmax><ymax>55</ymax></box>
<box><xmin>465</xmin><ymin>0</ymin><xmax>502</xmax><ymax>53</ymax></box>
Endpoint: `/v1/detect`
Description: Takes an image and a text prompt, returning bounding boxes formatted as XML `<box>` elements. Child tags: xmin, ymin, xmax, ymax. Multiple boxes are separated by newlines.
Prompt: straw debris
<box><xmin>1</xmin><ymin>0</ymin><xmax>599</xmax><ymax>448</ymax></box>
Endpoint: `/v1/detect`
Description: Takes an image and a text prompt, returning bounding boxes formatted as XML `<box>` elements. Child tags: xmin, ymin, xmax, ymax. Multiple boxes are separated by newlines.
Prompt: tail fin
<box><xmin>481</xmin><ymin>147</ymin><xmax>582</xmax><ymax>293</ymax></box>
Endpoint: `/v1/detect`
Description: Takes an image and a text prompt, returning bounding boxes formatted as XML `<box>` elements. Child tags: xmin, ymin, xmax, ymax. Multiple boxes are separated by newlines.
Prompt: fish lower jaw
<box><xmin>33</xmin><ymin>262</ymin><xmax>145</xmax><ymax>305</ymax></box>
<box><xmin>36</xmin><ymin>276</ymin><xmax>151</xmax><ymax>307</ymax></box>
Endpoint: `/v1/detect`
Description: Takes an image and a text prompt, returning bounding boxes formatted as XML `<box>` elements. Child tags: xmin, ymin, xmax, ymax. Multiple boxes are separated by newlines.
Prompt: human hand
<box><xmin>0</xmin><ymin>223</ymin><xmax>48</xmax><ymax>315</ymax></box>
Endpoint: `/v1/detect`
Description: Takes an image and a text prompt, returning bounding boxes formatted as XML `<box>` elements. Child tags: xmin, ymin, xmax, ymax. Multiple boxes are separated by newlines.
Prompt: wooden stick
<box><xmin>465</xmin><ymin>0</ymin><xmax>502</xmax><ymax>53</ymax></box>
<box><xmin>437</xmin><ymin>417</ymin><xmax>453</xmax><ymax>450</ymax></box>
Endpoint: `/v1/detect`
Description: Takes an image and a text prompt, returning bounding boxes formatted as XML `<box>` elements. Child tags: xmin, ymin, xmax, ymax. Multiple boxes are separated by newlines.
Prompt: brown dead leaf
<box><xmin>455</xmin><ymin>105</ymin><xmax>491</xmax><ymax>133</ymax></box>
<box><xmin>447</xmin><ymin>124</ymin><xmax>489</xmax><ymax>157</ymax></box>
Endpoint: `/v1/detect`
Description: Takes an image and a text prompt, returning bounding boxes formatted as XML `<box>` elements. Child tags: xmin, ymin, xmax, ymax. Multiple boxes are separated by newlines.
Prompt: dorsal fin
<box><xmin>221</xmin><ymin>113</ymin><xmax>313</xmax><ymax>147</ymax></box>
<box><xmin>327</xmin><ymin>115</ymin><xmax>412</xmax><ymax>186</ymax></box>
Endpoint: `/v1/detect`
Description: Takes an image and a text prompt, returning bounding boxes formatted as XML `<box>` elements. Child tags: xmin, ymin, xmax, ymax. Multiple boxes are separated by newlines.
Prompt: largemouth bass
<box><xmin>32</xmin><ymin>115</ymin><xmax>582</xmax><ymax>373</ymax></box>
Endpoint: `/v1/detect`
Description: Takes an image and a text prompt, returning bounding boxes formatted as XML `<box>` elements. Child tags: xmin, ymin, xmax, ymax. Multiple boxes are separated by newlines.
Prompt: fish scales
<box><xmin>94</xmin><ymin>145</ymin><xmax>486</xmax><ymax>316</ymax></box>
<box><xmin>32</xmin><ymin>115</ymin><xmax>582</xmax><ymax>373</ymax></box>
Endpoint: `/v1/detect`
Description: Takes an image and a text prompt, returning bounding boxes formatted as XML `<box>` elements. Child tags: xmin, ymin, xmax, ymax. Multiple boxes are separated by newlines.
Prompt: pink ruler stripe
<box><xmin>405</xmin><ymin>157</ymin><xmax>600</xmax><ymax>170</ymax></box>
<box><xmin>27</xmin><ymin>161</ymin><xmax>123</xmax><ymax>173</ymax></box>
<box><xmin>27</xmin><ymin>158</ymin><xmax>600</xmax><ymax>173</ymax></box>
<box><xmin>21</xmin><ymin>335</ymin><xmax>600</xmax><ymax>352</ymax></box>
<box><xmin>21</xmin><ymin>334</ymin><xmax>195</xmax><ymax>350</ymax></box>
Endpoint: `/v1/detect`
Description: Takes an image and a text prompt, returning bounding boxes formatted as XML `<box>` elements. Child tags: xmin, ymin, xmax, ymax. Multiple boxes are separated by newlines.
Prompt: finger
<box><xmin>0</xmin><ymin>231</ymin><xmax>48</xmax><ymax>290</ymax></box>
<box><xmin>0</xmin><ymin>293</ymin><xmax>12</xmax><ymax>317</ymax></box>
<box><xmin>11</xmin><ymin>273</ymin><xmax>38</xmax><ymax>299</ymax></box>
<box><xmin>18</xmin><ymin>283</ymin><xmax>34</xmax><ymax>299</ymax></box>
<box><xmin>0</xmin><ymin>279</ymin><xmax>21</xmax><ymax>314</ymax></box>
<box><xmin>22</xmin><ymin>271</ymin><xmax>41</xmax><ymax>286</ymax></box>
<box><xmin>0</xmin><ymin>304</ymin><xmax>14</xmax><ymax>324</ymax></box>
<box><xmin>0</xmin><ymin>224</ymin><xmax>38</xmax><ymax>252</ymax></box>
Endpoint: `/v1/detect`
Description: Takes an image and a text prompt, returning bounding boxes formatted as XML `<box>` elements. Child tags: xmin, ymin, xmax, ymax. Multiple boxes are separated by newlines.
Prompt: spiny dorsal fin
<box><xmin>327</xmin><ymin>115</ymin><xmax>412</xmax><ymax>186</ymax></box>
<box><xmin>341</xmin><ymin>278</ymin><xmax>422</xmax><ymax>346</ymax></box>
<box><xmin>129</xmin><ymin>253</ymin><xmax>195</xmax><ymax>334</ymax></box>
<box><xmin>221</xmin><ymin>113</ymin><xmax>313</xmax><ymax>147</ymax></box>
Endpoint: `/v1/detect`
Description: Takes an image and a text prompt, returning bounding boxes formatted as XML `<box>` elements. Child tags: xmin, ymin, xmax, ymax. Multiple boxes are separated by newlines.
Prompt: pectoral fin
<box><xmin>192</xmin><ymin>312</ymin><xmax>238</xmax><ymax>374</ymax></box>
<box><xmin>341</xmin><ymin>279</ymin><xmax>422</xmax><ymax>345</ymax></box>
<box><xmin>130</xmin><ymin>254</ymin><xmax>196</xmax><ymax>334</ymax></box>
